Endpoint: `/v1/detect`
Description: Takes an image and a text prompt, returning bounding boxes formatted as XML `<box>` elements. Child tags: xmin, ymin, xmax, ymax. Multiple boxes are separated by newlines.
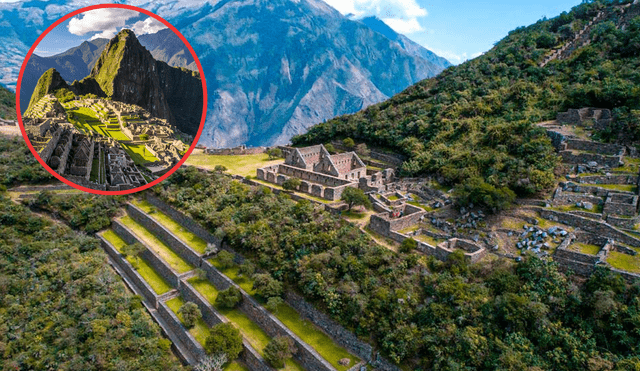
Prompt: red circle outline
<box><xmin>15</xmin><ymin>4</ymin><xmax>207</xmax><ymax>195</ymax></box>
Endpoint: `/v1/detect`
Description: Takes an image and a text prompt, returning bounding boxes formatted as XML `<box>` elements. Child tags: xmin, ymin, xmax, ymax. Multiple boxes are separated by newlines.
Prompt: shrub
<box><xmin>400</xmin><ymin>238</ymin><xmax>418</xmax><ymax>253</ymax></box>
<box><xmin>217</xmin><ymin>250</ymin><xmax>235</xmax><ymax>269</ymax></box>
<box><xmin>263</xmin><ymin>336</ymin><xmax>296</xmax><ymax>368</ymax></box>
<box><xmin>178</xmin><ymin>301</ymin><xmax>202</xmax><ymax>328</ymax></box>
<box><xmin>205</xmin><ymin>323</ymin><xmax>243</xmax><ymax>360</ymax></box>
<box><xmin>215</xmin><ymin>287</ymin><xmax>242</xmax><ymax>309</ymax></box>
<box><xmin>252</xmin><ymin>273</ymin><xmax>283</xmax><ymax>299</ymax></box>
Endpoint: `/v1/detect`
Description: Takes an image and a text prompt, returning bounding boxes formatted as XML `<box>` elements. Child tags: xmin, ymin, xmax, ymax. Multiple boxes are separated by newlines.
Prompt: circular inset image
<box><xmin>16</xmin><ymin>4</ymin><xmax>206</xmax><ymax>195</ymax></box>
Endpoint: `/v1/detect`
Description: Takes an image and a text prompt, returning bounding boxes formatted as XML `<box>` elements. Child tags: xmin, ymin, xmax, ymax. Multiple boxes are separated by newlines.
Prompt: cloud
<box><xmin>68</xmin><ymin>8</ymin><xmax>139</xmax><ymax>36</ymax></box>
<box><xmin>381</xmin><ymin>17</ymin><xmax>423</xmax><ymax>34</ymax></box>
<box><xmin>323</xmin><ymin>0</ymin><xmax>428</xmax><ymax>34</ymax></box>
<box><xmin>131</xmin><ymin>17</ymin><xmax>167</xmax><ymax>35</ymax></box>
<box><xmin>89</xmin><ymin>29</ymin><xmax>118</xmax><ymax>41</ymax></box>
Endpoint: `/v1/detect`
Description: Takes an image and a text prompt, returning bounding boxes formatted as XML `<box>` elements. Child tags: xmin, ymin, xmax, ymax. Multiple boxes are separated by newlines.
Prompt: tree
<box><xmin>267</xmin><ymin>147</ymin><xmax>283</xmax><ymax>160</ymax></box>
<box><xmin>215</xmin><ymin>287</ymin><xmax>242</xmax><ymax>309</ymax></box>
<box><xmin>217</xmin><ymin>250</ymin><xmax>235</xmax><ymax>269</ymax></box>
<box><xmin>178</xmin><ymin>301</ymin><xmax>202</xmax><ymax>328</ymax></box>
<box><xmin>252</xmin><ymin>273</ymin><xmax>283</xmax><ymax>299</ymax></box>
<box><xmin>400</xmin><ymin>238</ymin><xmax>418</xmax><ymax>253</ymax></box>
<box><xmin>238</xmin><ymin>261</ymin><xmax>256</xmax><ymax>277</ymax></box>
<box><xmin>205</xmin><ymin>323</ymin><xmax>243</xmax><ymax>360</ymax></box>
<box><xmin>341</xmin><ymin>187</ymin><xmax>371</xmax><ymax>211</ymax></box>
<box><xmin>122</xmin><ymin>242</ymin><xmax>145</xmax><ymax>267</ymax></box>
<box><xmin>282</xmin><ymin>177</ymin><xmax>301</xmax><ymax>192</ymax></box>
<box><xmin>324</xmin><ymin>143</ymin><xmax>336</xmax><ymax>154</ymax></box>
<box><xmin>342</xmin><ymin>137</ymin><xmax>355</xmax><ymax>149</ymax></box>
<box><xmin>194</xmin><ymin>354</ymin><xmax>228</xmax><ymax>371</ymax></box>
<box><xmin>140</xmin><ymin>133</ymin><xmax>149</xmax><ymax>141</ymax></box>
<box><xmin>355</xmin><ymin>143</ymin><xmax>370</xmax><ymax>157</ymax></box>
<box><xmin>265</xmin><ymin>297</ymin><xmax>284</xmax><ymax>313</ymax></box>
<box><xmin>263</xmin><ymin>336</ymin><xmax>296</xmax><ymax>368</ymax></box>
<box><xmin>214</xmin><ymin>165</ymin><xmax>227</xmax><ymax>173</ymax></box>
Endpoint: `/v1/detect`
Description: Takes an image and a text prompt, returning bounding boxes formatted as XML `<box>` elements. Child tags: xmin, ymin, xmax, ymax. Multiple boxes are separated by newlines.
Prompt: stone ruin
<box><xmin>106</xmin><ymin>146</ymin><xmax>147</xmax><ymax>191</ymax></box>
<box><xmin>557</xmin><ymin>107</ymin><xmax>613</xmax><ymax>131</ymax></box>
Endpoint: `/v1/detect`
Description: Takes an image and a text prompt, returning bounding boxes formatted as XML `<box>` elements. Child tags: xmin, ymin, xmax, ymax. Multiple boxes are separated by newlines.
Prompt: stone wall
<box><xmin>284</xmin><ymin>292</ymin><xmax>373</xmax><ymax>362</ymax></box>
<box><xmin>157</xmin><ymin>301</ymin><xmax>207</xmax><ymax>362</ymax></box>
<box><xmin>179</xmin><ymin>279</ymin><xmax>224</xmax><ymax>327</ymax></box>
<box><xmin>606</xmin><ymin>215</ymin><xmax>640</xmax><ymax>229</ymax></box>
<box><xmin>37</xmin><ymin>127</ymin><xmax>62</xmax><ymax>163</ymax></box>
<box><xmin>369</xmin><ymin>204</ymin><xmax>427</xmax><ymax>237</ymax></box>
<box><xmin>559</xmin><ymin>151</ymin><xmax>622</xmax><ymax>168</ymax></box>
<box><xmin>611</xmin><ymin>268</ymin><xmax>640</xmax><ymax>283</ymax></box>
<box><xmin>112</xmin><ymin>219</ymin><xmax>183</xmax><ymax>289</ymax></box>
<box><xmin>603</xmin><ymin>193</ymin><xmax>638</xmax><ymax>216</ymax></box>
<box><xmin>565</xmin><ymin>139</ymin><xmax>624</xmax><ymax>156</ymax></box>
<box><xmin>537</xmin><ymin>208</ymin><xmax>640</xmax><ymax>247</ymax></box>
<box><xmin>127</xmin><ymin>203</ymin><xmax>202</xmax><ymax>267</ymax></box>
<box><xmin>145</xmin><ymin>194</ymin><xmax>221</xmax><ymax>246</ymax></box>
<box><xmin>201</xmin><ymin>260</ymin><xmax>336</xmax><ymax>370</ymax></box>
<box><xmin>577</xmin><ymin>174</ymin><xmax>638</xmax><ymax>185</ymax></box>
<box><xmin>546</xmin><ymin>130</ymin><xmax>566</xmax><ymax>151</ymax></box>
<box><xmin>98</xmin><ymin>235</ymin><xmax>159</xmax><ymax>308</ymax></box>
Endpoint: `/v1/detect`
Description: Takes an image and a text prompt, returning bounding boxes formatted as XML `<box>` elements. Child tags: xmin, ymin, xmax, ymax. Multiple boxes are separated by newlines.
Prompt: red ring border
<box><xmin>15</xmin><ymin>4</ymin><xmax>207</xmax><ymax>196</ymax></box>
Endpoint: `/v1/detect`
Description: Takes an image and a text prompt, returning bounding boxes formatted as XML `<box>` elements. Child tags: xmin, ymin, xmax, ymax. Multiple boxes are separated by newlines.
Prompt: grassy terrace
<box><xmin>101</xmin><ymin>229</ymin><xmax>173</xmax><ymax>294</ymax></box>
<box><xmin>607</xmin><ymin>251</ymin><xmax>640</xmax><ymax>273</ymax></box>
<box><xmin>132</xmin><ymin>199</ymin><xmax>207</xmax><ymax>254</ymax></box>
<box><xmin>210</xmin><ymin>257</ymin><xmax>358</xmax><ymax>371</ymax></box>
<box><xmin>188</xmin><ymin>278</ymin><xmax>304</xmax><ymax>371</ymax></box>
<box><xmin>121</xmin><ymin>143</ymin><xmax>158</xmax><ymax>165</ymax></box>
<box><xmin>569</xmin><ymin>242</ymin><xmax>602</xmax><ymax>255</ymax></box>
<box><xmin>583</xmin><ymin>183</ymin><xmax>637</xmax><ymax>193</ymax></box>
<box><xmin>119</xmin><ymin>215</ymin><xmax>194</xmax><ymax>273</ymax></box>
<box><xmin>166</xmin><ymin>296</ymin><xmax>211</xmax><ymax>346</ymax></box>
<box><xmin>185</xmin><ymin>151</ymin><xmax>282</xmax><ymax>178</ymax></box>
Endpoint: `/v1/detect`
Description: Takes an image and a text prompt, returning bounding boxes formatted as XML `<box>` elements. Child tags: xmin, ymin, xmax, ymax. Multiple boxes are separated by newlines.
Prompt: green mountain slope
<box><xmin>26</xmin><ymin>68</ymin><xmax>74</xmax><ymax>111</ymax></box>
<box><xmin>0</xmin><ymin>84</ymin><xmax>15</xmax><ymax>120</ymax></box>
<box><xmin>295</xmin><ymin>0</ymin><xmax>640</xmax><ymax>208</ymax></box>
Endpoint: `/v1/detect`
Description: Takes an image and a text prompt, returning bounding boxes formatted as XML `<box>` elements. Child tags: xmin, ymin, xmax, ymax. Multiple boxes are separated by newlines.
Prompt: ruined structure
<box><xmin>256</xmin><ymin>144</ymin><xmax>391</xmax><ymax>201</ymax></box>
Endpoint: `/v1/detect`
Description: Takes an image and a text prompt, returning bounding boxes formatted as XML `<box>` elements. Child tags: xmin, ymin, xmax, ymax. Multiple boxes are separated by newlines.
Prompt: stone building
<box><xmin>257</xmin><ymin>144</ymin><xmax>374</xmax><ymax>201</ymax></box>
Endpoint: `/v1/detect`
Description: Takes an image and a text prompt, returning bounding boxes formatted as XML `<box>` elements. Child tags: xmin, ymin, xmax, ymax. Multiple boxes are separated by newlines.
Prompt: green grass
<box><xmin>406</xmin><ymin>201</ymin><xmax>434</xmax><ymax>212</ymax></box>
<box><xmin>607</xmin><ymin>251</ymin><xmax>640</xmax><ymax>273</ymax></box>
<box><xmin>185</xmin><ymin>151</ymin><xmax>282</xmax><ymax>178</ymax></box>
<box><xmin>272</xmin><ymin>303</ymin><xmax>358</xmax><ymax>371</ymax></box>
<box><xmin>132</xmin><ymin>199</ymin><xmax>208</xmax><ymax>254</ymax></box>
<box><xmin>187</xmin><ymin>278</ymin><xmax>303</xmax><ymax>371</ymax></box>
<box><xmin>551</xmin><ymin>204</ymin><xmax>603</xmax><ymax>214</ymax></box>
<box><xmin>121</xmin><ymin>143</ymin><xmax>158</xmax><ymax>165</ymax></box>
<box><xmin>570</xmin><ymin>242</ymin><xmax>601</xmax><ymax>255</ymax></box>
<box><xmin>166</xmin><ymin>296</ymin><xmax>211</xmax><ymax>346</ymax></box>
<box><xmin>387</xmin><ymin>195</ymin><xmax>400</xmax><ymax>201</ymax></box>
<box><xmin>120</xmin><ymin>216</ymin><xmax>194</xmax><ymax>273</ymax></box>
<box><xmin>90</xmin><ymin>156</ymin><xmax>100</xmax><ymax>182</ymax></box>
<box><xmin>583</xmin><ymin>184</ymin><xmax>637</xmax><ymax>193</ymax></box>
<box><xmin>101</xmin><ymin>230</ymin><xmax>173</xmax><ymax>294</ymax></box>
<box><xmin>415</xmin><ymin>234</ymin><xmax>444</xmax><ymax>247</ymax></box>
<box><xmin>224</xmin><ymin>362</ymin><xmax>248</xmax><ymax>371</ymax></box>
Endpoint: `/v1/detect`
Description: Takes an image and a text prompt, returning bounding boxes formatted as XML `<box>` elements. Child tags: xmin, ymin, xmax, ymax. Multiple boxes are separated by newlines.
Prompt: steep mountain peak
<box><xmin>359</xmin><ymin>16</ymin><xmax>399</xmax><ymax>41</ymax></box>
<box><xmin>26</xmin><ymin>67</ymin><xmax>72</xmax><ymax>111</ymax></box>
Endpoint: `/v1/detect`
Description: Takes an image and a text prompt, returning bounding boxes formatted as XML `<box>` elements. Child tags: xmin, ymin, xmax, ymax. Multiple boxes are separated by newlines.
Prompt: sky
<box><xmin>322</xmin><ymin>0</ymin><xmax>585</xmax><ymax>64</ymax></box>
<box><xmin>0</xmin><ymin>0</ymin><xmax>586</xmax><ymax>63</ymax></box>
<box><xmin>32</xmin><ymin>8</ymin><xmax>167</xmax><ymax>57</ymax></box>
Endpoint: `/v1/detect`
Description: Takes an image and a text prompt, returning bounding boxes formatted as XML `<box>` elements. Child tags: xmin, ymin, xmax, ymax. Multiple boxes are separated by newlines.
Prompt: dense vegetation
<box><xmin>156</xmin><ymin>167</ymin><xmax>640</xmax><ymax>369</ymax></box>
<box><xmin>0</xmin><ymin>85</ymin><xmax>16</xmax><ymax>119</ymax></box>
<box><xmin>0</xmin><ymin>195</ymin><xmax>183</xmax><ymax>370</ymax></box>
<box><xmin>294</xmin><ymin>0</ymin><xmax>640</xmax><ymax>208</ymax></box>
<box><xmin>0</xmin><ymin>134</ymin><xmax>52</xmax><ymax>187</ymax></box>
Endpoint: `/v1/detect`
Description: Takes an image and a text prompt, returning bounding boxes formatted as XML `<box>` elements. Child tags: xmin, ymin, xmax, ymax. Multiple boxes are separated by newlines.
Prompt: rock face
<box><xmin>138</xmin><ymin>28</ymin><xmax>197</xmax><ymax>71</ymax></box>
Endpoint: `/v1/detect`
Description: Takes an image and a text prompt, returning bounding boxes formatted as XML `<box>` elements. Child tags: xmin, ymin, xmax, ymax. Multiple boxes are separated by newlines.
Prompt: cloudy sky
<box><xmin>323</xmin><ymin>0</ymin><xmax>584</xmax><ymax>64</ymax></box>
<box><xmin>33</xmin><ymin>8</ymin><xmax>167</xmax><ymax>57</ymax></box>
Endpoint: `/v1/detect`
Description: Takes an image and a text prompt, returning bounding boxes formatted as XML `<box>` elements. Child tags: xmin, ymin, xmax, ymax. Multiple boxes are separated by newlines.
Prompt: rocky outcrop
<box><xmin>70</xmin><ymin>77</ymin><xmax>106</xmax><ymax>98</ymax></box>
<box><xmin>89</xmin><ymin>29</ymin><xmax>202</xmax><ymax>135</ymax></box>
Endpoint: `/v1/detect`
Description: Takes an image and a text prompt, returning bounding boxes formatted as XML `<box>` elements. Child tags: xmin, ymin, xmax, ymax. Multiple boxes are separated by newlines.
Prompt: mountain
<box><xmin>138</xmin><ymin>28</ymin><xmax>197</xmax><ymax>71</ymax></box>
<box><xmin>19</xmin><ymin>38</ymin><xmax>108</xmax><ymax>113</ymax></box>
<box><xmin>26</xmin><ymin>30</ymin><xmax>203</xmax><ymax>136</ymax></box>
<box><xmin>0</xmin><ymin>0</ymin><xmax>450</xmax><ymax>148</ymax></box>
<box><xmin>295</xmin><ymin>0</ymin><xmax>640</xmax><ymax>208</ymax></box>
<box><xmin>359</xmin><ymin>16</ymin><xmax>451</xmax><ymax>71</ymax></box>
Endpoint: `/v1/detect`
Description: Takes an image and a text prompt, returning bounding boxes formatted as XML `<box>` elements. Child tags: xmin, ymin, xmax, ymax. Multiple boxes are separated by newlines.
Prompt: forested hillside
<box><xmin>295</xmin><ymin>0</ymin><xmax>640</xmax><ymax>209</ymax></box>
<box><xmin>141</xmin><ymin>166</ymin><xmax>640</xmax><ymax>369</ymax></box>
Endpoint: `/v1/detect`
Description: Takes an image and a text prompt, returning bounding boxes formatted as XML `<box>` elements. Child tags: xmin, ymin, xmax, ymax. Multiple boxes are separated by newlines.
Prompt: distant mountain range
<box><xmin>2</xmin><ymin>0</ymin><xmax>450</xmax><ymax>147</ymax></box>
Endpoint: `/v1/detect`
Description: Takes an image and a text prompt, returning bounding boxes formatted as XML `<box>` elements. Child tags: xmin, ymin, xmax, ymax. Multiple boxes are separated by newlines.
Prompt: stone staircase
<box><xmin>540</xmin><ymin>10</ymin><xmax>606</xmax><ymax>67</ymax></box>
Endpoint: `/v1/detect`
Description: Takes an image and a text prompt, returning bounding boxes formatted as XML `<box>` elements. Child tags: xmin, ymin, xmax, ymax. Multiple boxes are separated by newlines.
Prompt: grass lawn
<box><xmin>122</xmin><ymin>143</ymin><xmax>158</xmax><ymax>165</ymax></box>
<box><xmin>101</xmin><ymin>229</ymin><xmax>173</xmax><ymax>294</ymax></box>
<box><xmin>225</xmin><ymin>362</ymin><xmax>248</xmax><ymax>371</ymax></box>
<box><xmin>133</xmin><ymin>199</ymin><xmax>208</xmax><ymax>254</ymax></box>
<box><xmin>407</xmin><ymin>200</ymin><xmax>433</xmax><ymax>212</ymax></box>
<box><xmin>387</xmin><ymin>195</ymin><xmax>399</xmax><ymax>201</ymax></box>
<box><xmin>187</xmin><ymin>278</ymin><xmax>304</xmax><ymax>371</ymax></box>
<box><xmin>415</xmin><ymin>234</ymin><xmax>444</xmax><ymax>247</ymax></box>
<box><xmin>120</xmin><ymin>216</ymin><xmax>194</xmax><ymax>273</ymax></box>
<box><xmin>210</xmin><ymin>258</ymin><xmax>256</xmax><ymax>295</ymax></box>
<box><xmin>607</xmin><ymin>251</ymin><xmax>640</xmax><ymax>273</ymax></box>
<box><xmin>551</xmin><ymin>204</ymin><xmax>603</xmax><ymax>214</ymax></box>
<box><xmin>273</xmin><ymin>303</ymin><xmax>358</xmax><ymax>371</ymax></box>
<box><xmin>583</xmin><ymin>183</ymin><xmax>637</xmax><ymax>193</ymax></box>
<box><xmin>569</xmin><ymin>242</ymin><xmax>601</xmax><ymax>255</ymax></box>
<box><xmin>90</xmin><ymin>156</ymin><xmax>100</xmax><ymax>182</ymax></box>
<box><xmin>166</xmin><ymin>296</ymin><xmax>211</xmax><ymax>346</ymax></box>
<box><xmin>185</xmin><ymin>151</ymin><xmax>282</xmax><ymax>178</ymax></box>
